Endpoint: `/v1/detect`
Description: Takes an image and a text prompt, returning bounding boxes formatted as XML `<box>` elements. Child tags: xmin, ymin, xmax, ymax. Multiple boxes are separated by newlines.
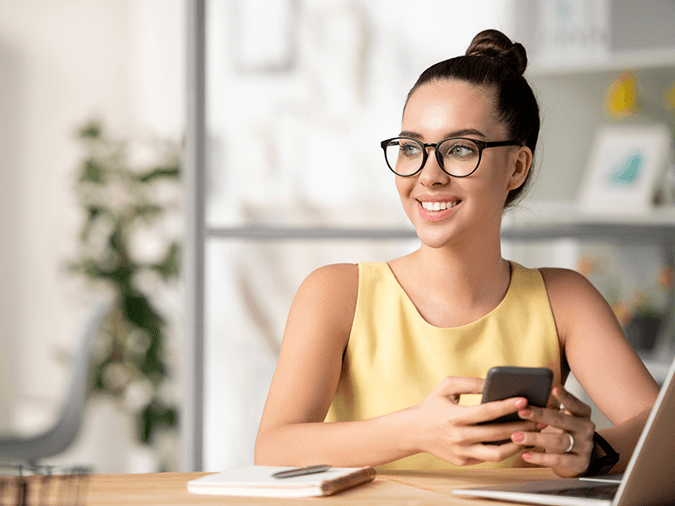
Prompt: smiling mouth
<box><xmin>419</xmin><ymin>200</ymin><xmax>460</xmax><ymax>211</ymax></box>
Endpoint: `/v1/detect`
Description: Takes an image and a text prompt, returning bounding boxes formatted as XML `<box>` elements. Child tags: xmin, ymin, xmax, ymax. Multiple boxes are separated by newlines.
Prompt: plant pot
<box><xmin>625</xmin><ymin>315</ymin><xmax>661</xmax><ymax>352</ymax></box>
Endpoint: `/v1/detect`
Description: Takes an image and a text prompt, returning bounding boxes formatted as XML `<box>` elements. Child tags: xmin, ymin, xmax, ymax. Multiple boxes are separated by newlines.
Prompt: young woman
<box><xmin>254</xmin><ymin>29</ymin><xmax>659</xmax><ymax>478</ymax></box>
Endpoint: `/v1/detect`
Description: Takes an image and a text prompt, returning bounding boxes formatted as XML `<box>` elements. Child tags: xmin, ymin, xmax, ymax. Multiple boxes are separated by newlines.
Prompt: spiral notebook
<box><xmin>187</xmin><ymin>465</ymin><xmax>376</xmax><ymax>498</ymax></box>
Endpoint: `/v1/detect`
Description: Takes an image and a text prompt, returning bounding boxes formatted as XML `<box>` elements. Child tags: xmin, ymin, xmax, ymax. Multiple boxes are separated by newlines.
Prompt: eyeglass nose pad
<box><xmin>419</xmin><ymin>146</ymin><xmax>450</xmax><ymax>182</ymax></box>
<box><xmin>432</xmin><ymin>148</ymin><xmax>446</xmax><ymax>173</ymax></box>
<box><xmin>421</xmin><ymin>145</ymin><xmax>447</xmax><ymax>175</ymax></box>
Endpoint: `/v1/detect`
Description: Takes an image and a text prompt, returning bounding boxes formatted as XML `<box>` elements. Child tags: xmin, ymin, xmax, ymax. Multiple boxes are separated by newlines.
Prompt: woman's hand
<box><xmin>412</xmin><ymin>376</ymin><xmax>537</xmax><ymax>466</ymax></box>
<box><xmin>511</xmin><ymin>385</ymin><xmax>595</xmax><ymax>477</ymax></box>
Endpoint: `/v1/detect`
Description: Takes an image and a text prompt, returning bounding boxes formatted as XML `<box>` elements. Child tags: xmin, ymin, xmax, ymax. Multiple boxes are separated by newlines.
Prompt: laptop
<box><xmin>451</xmin><ymin>354</ymin><xmax>675</xmax><ymax>506</ymax></box>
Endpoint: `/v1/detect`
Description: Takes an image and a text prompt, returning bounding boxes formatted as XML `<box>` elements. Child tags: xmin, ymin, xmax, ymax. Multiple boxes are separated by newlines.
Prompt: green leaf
<box><xmin>81</xmin><ymin>159</ymin><xmax>104</xmax><ymax>184</ymax></box>
<box><xmin>86</xmin><ymin>205</ymin><xmax>103</xmax><ymax>220</ymax></box>
<box><xmin>152</xmin><ymin>243</ymin><xmax>181</xmax><ymax>280</ymax></box>
<box><xmin>137</xmin><ymin>166</ymin><xmax>181</xmax><ymax>183</ymax></box>
<box><xmin>140</xmin><ymin>403</ymin><xmax>154</xmax><ymax>443</ymax></box>
<box><xmin>122</xmin><ymin>294</ymin><xmax>163</xmax><ymax>332</ymax></box>
<box><xmin>136</xmin><ymin>204</ymin><xmax>164</xmax><ymax>217</ymax></box>
<box><xmin>139</xmin><ymin>400</ymin><xmax>178</xmax><ymax>444</ymax></box>
<box><xmin>79</xmin><ymin>121</ymin><xmax>102</xmax><ymax>139</ymax></box>
<box><xmin>106</xmin><ymin>265</ymin><xmax>134</xmax><ymax>289</ymax></box>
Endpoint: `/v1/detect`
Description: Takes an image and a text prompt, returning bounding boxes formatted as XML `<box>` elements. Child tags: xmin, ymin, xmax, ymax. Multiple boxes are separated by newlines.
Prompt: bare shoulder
<box><xmin>302</xmin><ymin>262</ymin><xmax>359</xmax><ymax>287</ymax></box>
<box><xmin>538</xmin><ymin>267</ymin><xmax>614</xmax><ymax>345</ymax></box>
<box><xmin>288</xmin><ymin>263</ymin><xmax>359</xmax><ymax>341</ymax></box>
<box><xmin>297</xmin><ymin>263</ymin><xmax>359</xmax><ymax>306</ymax></box>
<box><xmin>539</xmin><ymin>266</ymin><xmax>609</xmax><ymax>313</ymax></box>
<box><xmin>539</xmin><ymin>267</ymin><xmax>598</xmax><ymax>299</ymax></box>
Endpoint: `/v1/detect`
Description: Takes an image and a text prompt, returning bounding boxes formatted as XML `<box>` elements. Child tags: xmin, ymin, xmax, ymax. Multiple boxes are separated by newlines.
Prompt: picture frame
<box><xmin>578</xmin><ymin>124</ymin><xmax>673</xmax><ymax>213</ymax></box>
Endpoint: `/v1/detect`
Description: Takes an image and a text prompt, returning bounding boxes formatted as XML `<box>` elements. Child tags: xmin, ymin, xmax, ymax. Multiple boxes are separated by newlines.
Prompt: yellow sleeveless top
<box><xmin>325</xmin><ymin>261</ymin><xmax>562</xmax><ymax>471</ymax></box>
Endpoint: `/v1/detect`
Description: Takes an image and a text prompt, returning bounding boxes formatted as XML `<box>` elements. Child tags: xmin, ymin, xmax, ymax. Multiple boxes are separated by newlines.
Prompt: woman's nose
<box><xmin>418</xmin><ymin>149</ymin><xmax>450</xmax><ymax>187</ymax></box>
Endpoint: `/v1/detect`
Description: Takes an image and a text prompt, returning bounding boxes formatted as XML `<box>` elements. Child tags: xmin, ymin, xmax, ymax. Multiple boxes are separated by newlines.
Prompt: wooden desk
<box><xmin>15</xmin><ymin>468</ymin><xmax>557</xmax><ymax>505</ymax></box>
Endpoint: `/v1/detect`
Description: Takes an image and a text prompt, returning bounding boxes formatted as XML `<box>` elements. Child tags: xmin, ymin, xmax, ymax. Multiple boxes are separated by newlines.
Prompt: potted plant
<box><xmin>623</xmin><ymin>267</ymin><xmax>673</xmax><ymax>352</ymax></box>
<box><xmin>67</xmin><ymin>120</ymin><xmax>182</xmax><ymax>470</ymax></box>
<box><xmin>577</xmin><ymin>255</ymin><xmax>673</xmax><ymax>353</ymax></box>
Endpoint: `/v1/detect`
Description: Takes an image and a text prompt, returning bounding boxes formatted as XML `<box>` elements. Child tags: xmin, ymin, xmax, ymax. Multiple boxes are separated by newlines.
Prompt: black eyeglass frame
<box><xmin>380</xmin><ymin>136</ymin><xmax>522</xmax><ymax>178</ymax></box>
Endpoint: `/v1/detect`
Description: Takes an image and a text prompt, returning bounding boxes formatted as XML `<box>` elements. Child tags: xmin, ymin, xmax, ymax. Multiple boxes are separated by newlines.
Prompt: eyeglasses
<box><xmin>380</xmin><ymin>136</ymin><xmax>521</xmax><ymax>178</ymax></box>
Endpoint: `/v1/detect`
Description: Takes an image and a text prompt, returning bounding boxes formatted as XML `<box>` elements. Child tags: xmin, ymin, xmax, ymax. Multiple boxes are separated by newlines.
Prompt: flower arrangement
<box><xmin>67</xmin><ymin>120</ymin><xmax>182</xmax><ymax>469</ymax></box>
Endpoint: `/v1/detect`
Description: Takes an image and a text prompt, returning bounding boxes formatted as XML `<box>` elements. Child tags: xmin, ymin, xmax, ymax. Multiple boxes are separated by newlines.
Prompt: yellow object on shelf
<box><xmin>604</xmin><ymin>71</ymin><xmax>639</xmax><ymax>120</ymax></box>
<box><xmin>664</xmin><ymin>81</ymin><xmax>675</xmax><ymax>114</ymax></box>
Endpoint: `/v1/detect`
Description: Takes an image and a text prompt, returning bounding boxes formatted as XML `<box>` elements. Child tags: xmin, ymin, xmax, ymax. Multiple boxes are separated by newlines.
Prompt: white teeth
<box><xmin>421</xmin><ymin>201</ymin><xmax>458</xmax><ymax>211</ymax></box>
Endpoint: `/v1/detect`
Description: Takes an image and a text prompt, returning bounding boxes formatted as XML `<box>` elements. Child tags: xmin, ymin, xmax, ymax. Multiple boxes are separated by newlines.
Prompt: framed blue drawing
<box><xmin>578</xmin><ymin>124</ymin><xmax>672</xmax><ymax>213</ymax></box>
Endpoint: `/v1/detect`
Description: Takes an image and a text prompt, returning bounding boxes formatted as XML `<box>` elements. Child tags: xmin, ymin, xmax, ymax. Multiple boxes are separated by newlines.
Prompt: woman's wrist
<box><xmin>581</xmin><ymin>432</ymin><xmax>620</xmax><ymax>476</ymax></box>
<box><xmin>394</xmin><ymin>404</ymin><xmax>427</xmax><ymax>456</ymax></box>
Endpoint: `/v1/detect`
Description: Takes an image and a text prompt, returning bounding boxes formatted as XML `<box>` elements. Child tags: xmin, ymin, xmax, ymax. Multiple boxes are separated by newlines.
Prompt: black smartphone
<box><xmin>479</xmin><ymin>366</ymin><xmax>553</xmax><ymax>425</ymax></box>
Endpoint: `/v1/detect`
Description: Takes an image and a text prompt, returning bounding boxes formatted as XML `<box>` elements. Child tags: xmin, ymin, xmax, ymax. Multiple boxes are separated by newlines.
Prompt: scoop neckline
<box><xmin>381</xmin><ymin>260</ymin><xmax>518</xmax><ymax>331</ymax></box>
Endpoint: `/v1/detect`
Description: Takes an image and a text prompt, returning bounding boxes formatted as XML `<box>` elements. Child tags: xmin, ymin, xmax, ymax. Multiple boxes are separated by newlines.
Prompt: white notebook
<box><xmin>187</xmin><ymin>466</ymin><xmax>376</xmax><ymax>498</ymax></box>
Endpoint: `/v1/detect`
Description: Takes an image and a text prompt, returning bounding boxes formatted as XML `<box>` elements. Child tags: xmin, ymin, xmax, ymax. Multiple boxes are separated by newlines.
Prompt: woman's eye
<box><xmin>399</xmin><ymin>143</ymin><xmax>421</xmax><ymax>157</ymax></box>
<box><xmin>447</xmin><ymin>143</ymin><xmax>476</xmax><ymax>158</ymax></box>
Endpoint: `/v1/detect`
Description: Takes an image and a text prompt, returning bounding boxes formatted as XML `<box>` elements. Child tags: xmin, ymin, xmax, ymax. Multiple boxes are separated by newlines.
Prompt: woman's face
<box><xmin>395</xmin><ymin>79</ymin><xmax>531</xmax><ymax>249</ymax></box>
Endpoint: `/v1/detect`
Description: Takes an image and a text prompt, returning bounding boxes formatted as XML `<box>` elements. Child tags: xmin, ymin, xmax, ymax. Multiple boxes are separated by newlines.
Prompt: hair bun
<box><xmin>466</xmin><ymin>29</ymin><xmax>527</xmax><ymax>76</ymax></box>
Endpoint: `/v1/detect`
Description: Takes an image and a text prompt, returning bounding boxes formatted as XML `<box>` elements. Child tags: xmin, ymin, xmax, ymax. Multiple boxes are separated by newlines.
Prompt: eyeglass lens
<box><xmin>384</xmin><ymin>138</ymin><xmax>481</xmax><ymax>177</ymax></box>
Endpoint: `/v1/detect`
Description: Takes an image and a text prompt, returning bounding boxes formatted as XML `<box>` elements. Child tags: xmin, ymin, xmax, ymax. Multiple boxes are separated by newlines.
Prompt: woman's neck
<box><xmin>390</xmin><ymin>236</ymin><xmax>510</xmax><ymax>328</ymax></box>
<box><xmin>420</xmin><ymin>242</ymin><xmax>508</xmax><ymax>298</ymax></box>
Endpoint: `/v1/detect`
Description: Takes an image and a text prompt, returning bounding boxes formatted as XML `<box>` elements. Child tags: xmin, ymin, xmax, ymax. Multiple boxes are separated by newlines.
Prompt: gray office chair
<box><xmin>0</xmin><ymin>301</ymin><xmax>111</xmax><ymax>465</ymax></box>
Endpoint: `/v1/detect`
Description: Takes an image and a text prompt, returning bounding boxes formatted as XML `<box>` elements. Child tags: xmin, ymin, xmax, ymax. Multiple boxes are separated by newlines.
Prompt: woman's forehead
<box><xmin>402</xmin><ymin>80</ymin><xmax>503</xmax><ymax>137</ymax></box>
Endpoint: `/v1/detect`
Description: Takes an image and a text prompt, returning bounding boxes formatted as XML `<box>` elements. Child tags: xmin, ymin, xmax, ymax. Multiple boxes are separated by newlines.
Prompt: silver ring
<box><xmin>565</xmin><ymin>433</ymin><xmax>575</xmax><ymax>453</ymax></box>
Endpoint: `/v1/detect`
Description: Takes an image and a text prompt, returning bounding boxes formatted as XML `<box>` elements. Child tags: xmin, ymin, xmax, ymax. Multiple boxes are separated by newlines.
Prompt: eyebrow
<box><xmin>399</xmin><ymin>129</ymin><xmax>487</xmax><ymax>140</ymax></box>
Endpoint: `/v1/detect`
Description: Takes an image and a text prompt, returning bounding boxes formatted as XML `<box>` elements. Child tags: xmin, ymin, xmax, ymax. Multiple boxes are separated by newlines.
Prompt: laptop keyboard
<box><xmin>534</xmin><ymin>483</ymin><xmax>619</xmax><ymax>500</ymax></box>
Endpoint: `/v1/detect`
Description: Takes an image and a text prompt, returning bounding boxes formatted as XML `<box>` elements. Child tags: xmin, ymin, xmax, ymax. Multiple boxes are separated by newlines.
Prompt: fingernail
<box><xmin>536</xmin><ymin>423</ymin><xmax>546</xmax><ymax>430</ymax></box>
<box><xmin>511</xmin><ymin>432</ymin><xmax>524</xmax><ymax>442</ymax></box>
<box><xmin>522</xmin><ymin>452</ymin><xmax>531</xmax><ymax>460</ymax></box>
<box><xmin>519</xmin><ymin>409</ymin><xmax>530</xmax><ymax>418</ymax></box>
<box><xmin>554</xmin><ymin>386</ymin><xmax>562</xmax><ymax>395</ymax></box>
<box><xmin>514</xmin><ymin>398</ymin><xmax>527</xmax><ymax>409</ymax></box>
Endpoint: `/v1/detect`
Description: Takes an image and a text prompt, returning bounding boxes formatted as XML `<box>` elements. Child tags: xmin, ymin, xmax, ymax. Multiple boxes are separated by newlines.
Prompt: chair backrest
<box><xmin>0</xmin><ymin>301</ymin><xmax>111</xmax><ymax>463</ymax></box>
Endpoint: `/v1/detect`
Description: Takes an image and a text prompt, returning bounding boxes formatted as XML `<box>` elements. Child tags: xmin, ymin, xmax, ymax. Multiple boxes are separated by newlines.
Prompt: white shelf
<box><xmin>507</xmin><ymin>201</ymin><xmax>675</xmax><ymax>225</ymax></box>
<box><xmin>500</xmin><ymin>201</ymin><xmax>675</xmax><ymax>243</ymax></box>
<box><xmin>528</xmin><ymin>48</ymin><xmax>675</xmax><ymax>77</ymax></box>
<box><xmin>203</xmin><ymin>201</ymin><xmax>675</xmax><ymax>243</ymax></box>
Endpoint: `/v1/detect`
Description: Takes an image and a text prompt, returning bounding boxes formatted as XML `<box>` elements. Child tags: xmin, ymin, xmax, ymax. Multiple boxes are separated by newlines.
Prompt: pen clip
<box><xmin>271</xmin><ymin>465</ymin><xmax>331</xmax><ymax>479</ymax></box>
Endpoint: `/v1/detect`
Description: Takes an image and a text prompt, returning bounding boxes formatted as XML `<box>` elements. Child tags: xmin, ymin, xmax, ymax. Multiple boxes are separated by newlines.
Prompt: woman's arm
<box><xmin>254</xmin><ymin>264</ymin><xmax>536</xmax><ymax>467</ymax></box>
<box><xmin>254</xmin><ymin>263</ymin><xmax>415</xmax><ymax>466</ymax></box>
<box><xmin>512</xmin><ymin>268</ymin><xmax>659</xmax><ymax>476</ymax></box>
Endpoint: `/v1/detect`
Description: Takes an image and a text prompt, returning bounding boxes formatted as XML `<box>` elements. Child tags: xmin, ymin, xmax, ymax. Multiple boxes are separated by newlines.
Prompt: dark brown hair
<box><xmin>405</xmin><ymin>29</ymin><xmax>540</xmax><ymax>209</ymax></box>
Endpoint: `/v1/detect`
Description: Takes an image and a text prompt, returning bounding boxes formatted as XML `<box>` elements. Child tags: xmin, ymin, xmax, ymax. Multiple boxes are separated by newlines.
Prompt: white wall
<box><xmin>0</xmin><ymin>0</ymin><xmax>185</xmax><ymax>471</ymax></box>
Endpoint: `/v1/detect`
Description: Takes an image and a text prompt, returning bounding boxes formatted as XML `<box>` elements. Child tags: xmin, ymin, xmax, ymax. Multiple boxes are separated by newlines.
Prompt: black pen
<box><xmin>271</xmin><ymin>465</ymin><xmax>332</xmax><ymax>479</ymax></box>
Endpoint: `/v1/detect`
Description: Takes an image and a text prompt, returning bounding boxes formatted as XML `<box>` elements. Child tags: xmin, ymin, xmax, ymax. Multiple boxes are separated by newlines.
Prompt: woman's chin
<box><xmin>414</xmin><ymin>228</ymin><xmax>462</xmax><ymax>250</ymax></box>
